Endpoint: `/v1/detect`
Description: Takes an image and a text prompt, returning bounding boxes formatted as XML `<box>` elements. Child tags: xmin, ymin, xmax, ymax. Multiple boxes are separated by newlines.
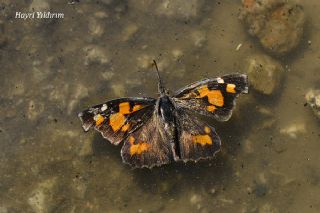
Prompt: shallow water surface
<box><xmin>1</xmin><ymin>0</ymin><xmax>320</xmax><ymax>212</ymax></box>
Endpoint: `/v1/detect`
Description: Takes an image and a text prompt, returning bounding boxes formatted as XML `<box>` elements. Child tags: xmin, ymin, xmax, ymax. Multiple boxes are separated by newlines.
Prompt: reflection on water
<box><xmin>0</xmin><ymin>0</ymin><xmax>320</xmax><ymax>212</ymax></box>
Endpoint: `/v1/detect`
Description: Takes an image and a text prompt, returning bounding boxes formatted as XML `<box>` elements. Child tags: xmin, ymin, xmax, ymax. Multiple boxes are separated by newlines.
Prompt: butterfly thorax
<box><xmin>158</xmin><ymin>95</ymin><xmax>175</xmax><ymax>124</ymax></box>
<box><xmin>157</xmin><ymin>95</ymin><xmax>181</xmax><ymax>160</ymax></box>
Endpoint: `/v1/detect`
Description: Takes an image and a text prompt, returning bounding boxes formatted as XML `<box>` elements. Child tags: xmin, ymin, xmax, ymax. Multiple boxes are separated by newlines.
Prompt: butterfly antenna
<box><xmin>153</xmin><ymin>60</ymin><xmax>165</xmax><ymax>96</ymax></box>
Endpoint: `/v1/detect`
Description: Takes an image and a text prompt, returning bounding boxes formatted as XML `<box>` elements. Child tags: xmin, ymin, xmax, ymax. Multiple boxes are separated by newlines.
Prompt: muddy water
<box><xmin>0</xmin><ymin>1</ymin><xmax>319</xmax><ymax>212</ymax></box>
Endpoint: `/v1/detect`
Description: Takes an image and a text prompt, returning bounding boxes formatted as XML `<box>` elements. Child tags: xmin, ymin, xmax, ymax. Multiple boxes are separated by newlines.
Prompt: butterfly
<box><xmin>78</xmin><ymin>61</ymin><xmax>249</xmax><ymax>168</ymax></box>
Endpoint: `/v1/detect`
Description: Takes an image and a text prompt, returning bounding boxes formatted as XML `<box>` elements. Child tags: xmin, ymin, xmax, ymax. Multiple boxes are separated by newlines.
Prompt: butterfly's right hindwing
<box><xmin>176</xmin><ymin>109</ymin><xmax>221</xmax><ymax>162</ymax></box>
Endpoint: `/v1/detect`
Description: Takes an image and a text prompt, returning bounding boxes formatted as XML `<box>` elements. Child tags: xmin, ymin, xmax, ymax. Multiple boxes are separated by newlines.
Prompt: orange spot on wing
<box><xmin>204</xmin><ymin>126</ymin><xmax>211</xmax><ymax>134</ymax></box>
<box><xmin>196</xmin><ymin>86</ymin><xmax>224</xmax><ymax>107</ymax></box>
<box><xmin>132</xmin><ymin>104</ymin><xmax>144</xmax><ymax>112</ymax></box>
<box><xmin>121</xmin><ymin>123</ymin><xmax>131</xmax><ymax>132</ymax></box>
<box><xmin>94</xmin><ymin>114</ymin><xmax>104</xmax><ymax>126</ymax></box>
<box><xmin>109</xmin><ymin>113</ymin><xmax>126</xmax><ymax>131</ymax></box>
<box><xmin>207</xmin><ymin>90</ymin><xmax>224</xmax><ymax>106</ymax></box>
<box><xmin>129</xmin><ymin>136</ymin><xmax>135</xmax><ymax>144</ymax></box>
<box><xmin>130</xmin><ymin>141</ymin><xmax>150</xmax><ymax>156</ymax></box>
<box><xmin>197</xmin><ymin>86</ymin><xmax>210</xmax><ymax>98</ymax></box>
<box><xmin>207</xmin><ymin>105</ymin><xmax>216</xmax><ymax>112</ymax></box>
<box><xmin>119</xmin><ymin>102</ymin><xmax>131</xmax><ymax>114</ymax></box>
<box><xmin>226</xmin><ymin>84</ymin><xmax>236</xmax><ymax>93</ymax></box>
<box><xmin>119</xmin><ymin>102</ymin><xmax>145</xmax><ymax>115</ymax></box>
<box><xmin>192</xmin><ymin>134</ymin><xmax>212</xmax><ymax>146</ymax></box>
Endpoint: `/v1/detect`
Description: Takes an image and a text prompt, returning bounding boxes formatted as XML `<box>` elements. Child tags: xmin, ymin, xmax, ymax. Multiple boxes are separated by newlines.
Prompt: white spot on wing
<box><xmin>217</xmin><ymin>78</ymin><xmax>224</xmax><ymax>84</ymax></box>
<box><xmin>93</xmin><ymin>114</ymin><xmax>100</xmax><ymax>121</ymax></box>
<box><xmin>101</xmin><ymin>104</ymin><xmax>108</xmax><ymax>111</ymax></box>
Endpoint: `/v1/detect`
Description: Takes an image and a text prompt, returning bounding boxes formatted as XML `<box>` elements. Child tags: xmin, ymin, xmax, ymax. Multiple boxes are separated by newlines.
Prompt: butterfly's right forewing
<box><xmin>173</xmin><ymin>74</ymin><xmax>248</xmax><ymax>121</ymax></box>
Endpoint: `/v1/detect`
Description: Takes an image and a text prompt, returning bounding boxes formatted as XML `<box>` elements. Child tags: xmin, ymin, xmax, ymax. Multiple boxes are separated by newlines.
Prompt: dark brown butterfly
<box><xmin>78</xmin><ymin>61</ymin><xmax>248</xmax><ymax>168</ymax></box>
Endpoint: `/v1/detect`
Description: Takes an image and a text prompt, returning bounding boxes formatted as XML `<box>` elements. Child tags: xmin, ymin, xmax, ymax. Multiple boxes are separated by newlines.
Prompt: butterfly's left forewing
<box><xmin>78</xmin><ymin>97</ymin><xmax>156</xmax><ymax>145</ymax></box>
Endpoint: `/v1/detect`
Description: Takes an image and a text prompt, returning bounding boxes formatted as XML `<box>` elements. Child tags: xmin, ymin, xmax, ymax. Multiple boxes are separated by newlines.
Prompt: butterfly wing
<box><xmin>175</xmin><ymin>108</ymin><xmax>221</xmax><ymax>162</ymax></box>
<box><xmin>78</xmin><ymin>97</ymin><xmax>156</xmax><ymax>145</ymax></box>
<box><xmin>121</xmin><ymin>111</ymin><xmax>175</xmax><ymax>168</ymax></box>
<box><xmin>173</xmin><ymin>74</ymin><xmax>248</xmax><ymax>121</ymax></box>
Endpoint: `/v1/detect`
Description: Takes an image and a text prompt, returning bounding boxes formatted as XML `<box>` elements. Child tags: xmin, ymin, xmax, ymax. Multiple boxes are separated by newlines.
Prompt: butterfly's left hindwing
<box><xmin>78</xmin><ymin>97</ymin><xmax>156</xmax><ymax>145</ymax></box>
<box><xmin>173</xmin><ymin>74</ymin><xmax>248</xmax><ymax>121</ymax></box>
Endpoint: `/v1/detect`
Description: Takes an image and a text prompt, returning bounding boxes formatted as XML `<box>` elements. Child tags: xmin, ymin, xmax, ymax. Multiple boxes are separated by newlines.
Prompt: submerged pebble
<box><xmin>78</xmin><ymin>135</ymin><xmax>94</xmax><ymax>157</ymax></box>
<box><xmin>190</xmin><ymin>194</ymin><xmax>202</xmax><ymax>205</ymax></box>
<box><xmin>209</xmin><ymin>188</ymin><xmax>216</xmax><ymax>195</ymax></box>
<box><xmin>256</xmin><ymin>106</ymin><xmax>277</xmax><ymax>129</ymax></box>
<box><xmin>71</xmin><ymin>176</ymin><xmax>88</xmax><ymax>199</ymax></box>
<box><xmin>305</xmin><ymin>89</ymin><xmax>320</xmax><ymax>119</ymax></box>
<box><xmin>190</xmin><ymin>193</ymin><xmax>203</xmax><ymax>210</ymax></box>
<box><xmin>121</xmin><ymin>23</ymin><xmax>139</xmax><ymax>41</ymax></box>
<box><xmin>191</xmin><ymin>30</ymin><xmax>207</xmax><ymax>48</ymax></box>
<box><xmin>243</xmin><ymin>139</ymin><xmax>254</xmax><ymax>154</ymax></box>
<box><xmin>171</xmin><ymin>49</ymin><xmax>184</xmax><ymax>61</ymax></box>
<box><xmin>27</xmin><ymin>100</ymin><xmax>44</xmax><ymax>121</ymax></box>
<box><xmin>100</xmin><ymin>0</ymin><xmax>113</xmax><ymax>5</ymax></box>
<box><xmin>259</xmin><ymin>203</ymin><xmax>279</xmax><ymax>213</ymax></box>
<box><xmin>28</xmin><ymin>177</ymin><xmax>58</xmax><ymax>213</ymax></box>
<box><xmin>88</xmin><ymin>18</ymin><xmax>104</xmax><ymax>37</ymax></box>
<box><xmin>67</xmin><ymin>84</ymin><xmax>89</xmax><ymax>114</ymax></box>
<box><xmin>0</xmin><ymin>207</ymin><xmax>8</xmax><ymax>213</ymax></box>
<box><xmin>83</xmin><ymin>45</ymin><xmax>110</xmax><ymax>66</ymax></box>
<box><xmin>156</xmin><ymin>0</ymin><xmax>205</xmax><ymax>20</ymax></box>
<box><xmin>254</xmin><ymin>184</ymin><xmax>267</xmax><ymax>197</ymax></box>
<box><xmin>245</xmin><ymin>53</ymin><xmax>284</xmax><ymax>95</ymax></box>
<box><xmin>136</xmin><ymin>54</ymin><xmax>154</xmax><ymax>69</ymax></box>
<box><xmin>32</xmin><ymin>60</ymin><xmax>50</xmax><ymax>83</ymax></box>
<box><xmin>29</xmin><ymin>0</ymin><xmax>50</xmax><ymax>11</ymax></box>
<box><xmin>240</xmin><ymin>0</ymin><xmax>305</xmax><ymax>55</ymax></box>
<box><xmin>280</xmin><ymin>122</ymin><xmax>306</xmax><ymax>139</ymax></box>
<box><xmin>111</xmin><ymin>83</ymin><xmax>126</xmax><ymax>97</ymax></box>
<box><xmin>101</xmin><ymin>70</ymin><xmax>115</xmax><ymax>80</ymax></box>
